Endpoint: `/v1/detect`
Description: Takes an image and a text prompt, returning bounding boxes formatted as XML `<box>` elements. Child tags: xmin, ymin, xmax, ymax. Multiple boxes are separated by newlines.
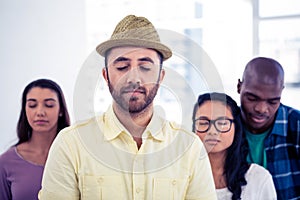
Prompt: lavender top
<box><xmin>0</xmin><ymin>147</ymin><xmax>44</xmax><ymax>200</ymax></box>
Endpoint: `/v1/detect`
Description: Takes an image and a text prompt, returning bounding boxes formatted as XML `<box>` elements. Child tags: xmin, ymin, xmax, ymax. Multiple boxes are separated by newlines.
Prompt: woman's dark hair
<box><xmin>192</xmin><ymin>92</ymin><xmax>249</xmax><ymax>200</ymax></box>
<box><xmin>16</xmin><ymin>79</ymin><xmax>70</xmax><ymax>145</ymax></box>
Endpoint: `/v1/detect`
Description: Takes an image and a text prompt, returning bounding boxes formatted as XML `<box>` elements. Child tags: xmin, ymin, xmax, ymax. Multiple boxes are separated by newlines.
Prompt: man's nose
<box><xmin>126</xmin><ymin>67</ymin><xmax>141</xmax><ymax>84</ymax></box>
<box><xmin>254</xmin><ymin>101</ymin><xmax>268</xmax><ymax>114</ymax></box>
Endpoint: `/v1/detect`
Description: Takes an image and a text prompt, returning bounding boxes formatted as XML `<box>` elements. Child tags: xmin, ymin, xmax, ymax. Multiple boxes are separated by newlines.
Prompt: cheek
<box><xmin>241</xmin><ymin>100</ymin><xmax>253</xmax><ymax>112</ymax></box>
<box><xmin>45</xmin><ymin>107</ymin><xmax>60</xmax><ymax>121</ymax></box>
<box><xmin>51</xmin><ymin>109</ymin><xmax>60</xmax><ymax>119</ymax></box>
<box><xmin>270</xmin><ymin>104</ymin><xmax>280</xmax><ymax>114</ymax></box>
<box><xmin>226</xmin><ymin>129</ymin><xmax>235</xmax><ymax>146</ymax></box>
<box><xmin>145</xmin><ymin>72</ymin><xmax>161</xmax><ymax>83</ymax></box>
<box><xmin>25</xmin><ymin>108</ymin><xmax>33</xmax><ymax>120</ymax></box>
<box><xmin>228</xmin><ymin>135</ymin><xmax>235</xmax><ymax>146</ymax></box>
<box><xmin>109</xmin><ymin>73</ymin><xmax>133</xmax><ymax>89</ymax></box>
<box><xmin>107</xmin><ymin>68</ymin><xmax>123</xmax><ymax>81</ymax></box>
<box><xmin>108</xmin><ymin>73</ymin><xmax>120</xmax><ymax>84</ymax></box>
<box><xmin>25</xmin><ymin>109</ymin><xmax>35</xmax><ymax>128</ymax></box>
<box><xmin>196</xmin><ymin>132</ymin><xmax>206</xmax><ymax>142</ymax></box>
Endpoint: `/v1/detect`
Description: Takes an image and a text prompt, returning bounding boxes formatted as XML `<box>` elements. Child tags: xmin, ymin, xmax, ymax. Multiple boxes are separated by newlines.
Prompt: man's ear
<box><xmin>158</xmin><ymin>68</ymin><xmax>165</xmax><ymax>84</ymax></box>
<box><xmin>237</xmin><ymin>79</ymin><xmax>242</xmax><ymax>94</ymax></box>
<box><xmin>102</xmin><ymin>67</ymin><xmax>108</xmax><ymax>83</ymax></box>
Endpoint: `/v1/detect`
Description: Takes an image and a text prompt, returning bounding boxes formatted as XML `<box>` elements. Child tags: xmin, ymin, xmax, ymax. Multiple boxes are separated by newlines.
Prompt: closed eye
<box><xmin>247</xmin><ymin>96</ymin><xmax>257</xmax><ymax>101</ymax></box>
<box><xmin>268</xmin><ymin>99</ymin><xmax>280</xmax><ymax>105</ymax></box>
<box><xmin>217</xmin><ymin>121</ymin><xmax>229</xmax><ymax>126</ymax></box>
<box><xmin>245</xmin><ymin>93</ymin><xmax>258</xmax><ymax>101</ymax></box>
<box><xmin>45</xmin><ymin>104</ymin><xmax>55</xmax><ymax>108</ymax></box>
<box><xmin>28</xmin><ymin>104</ymin><xmax>37</xmax><ymax>108</ymax></box>
<box><xmin>116</xmin><ymin>66</ymin><xmax>129</xmax><ymax>71</ymax></box>
<box><xmin>140</xmin><ymin>66</ymin><xmax>151</xmax><ymax>71</ymax></box>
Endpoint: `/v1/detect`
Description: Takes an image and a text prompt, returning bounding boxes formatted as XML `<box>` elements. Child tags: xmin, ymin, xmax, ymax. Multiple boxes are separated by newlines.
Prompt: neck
<box><xmin>113</xmin><ymin>102</ymin><xmax>153</xmax><ymax>139</ymax></box>
<box><xmin>208</xmin><ymin>151</ymin><xmax>227</xmax><ymax>189</ymax></box>
<box><xmin>28</xmin><ymin>128</ymin><xmax>57</xmax><ymax>152</ymax></box>
<box><xmin>16</xmin><ymin>128</ymin><xmax>57</xmax><ymax>166</ymax></box>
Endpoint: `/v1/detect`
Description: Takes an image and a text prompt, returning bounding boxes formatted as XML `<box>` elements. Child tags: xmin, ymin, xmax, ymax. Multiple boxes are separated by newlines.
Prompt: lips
<box><xmin>205</xmin><ymin>139</ymin><xmax>220</xmax><ymax>145</ymax></box>
<box><xmin>34</xmin><ymin>120</ymin><xmax>49</xmax><ymax>125</ymax></box>
<box><xmin>250</xmin><ymin>114</ymin><xmax>268</xmax><ymax>123</ymax></box>
<box><xmin>122</xmin><ymin>87</ymin><xmax>146</xmax><ymax>97</ymax></box>
<box><xmin>124</xmin><ymin>89</ymin><xmax>145</xmax><ymax>94</ymax></box>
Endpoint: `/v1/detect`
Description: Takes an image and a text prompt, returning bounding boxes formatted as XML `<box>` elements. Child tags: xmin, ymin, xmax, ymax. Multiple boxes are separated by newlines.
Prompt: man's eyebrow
<box><xmin>138</xmin><ymin>57</ymin><xmax>154</xmax><ymax>64</ymax></box>
<box><xmin>268</xmin><ymin>97</ymin><xmax>281</xmax><ymax>101</ymax></box>
<box><xmin>113</xmin><ymin>56</ymin><xmax>155</xmax><ymax>65</ymax></box>
<box><xmin>245</xmin><ymin>92</ymin><xmax>281</xmax><ymax>101</ymax></box>
<box><xmin>113</xmin><ymin>57</ymin><xmax>130</xmax><ymax>64</ymax></box>
<box><xmin>245</xmin><ymin>92</ymin><xmax>259</xmax><ymax>98</ymax></box>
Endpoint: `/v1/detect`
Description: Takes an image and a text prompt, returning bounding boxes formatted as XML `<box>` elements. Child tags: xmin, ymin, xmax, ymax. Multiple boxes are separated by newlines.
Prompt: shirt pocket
<box><xmin>153</xmin><ymin>178</ymin><xmax>189</xmax><ymax>200</ymax></box>
<box><xmin>81</xmin><ymin>175</ymin><xmax>123</xmax><ymax>200</ymax></box>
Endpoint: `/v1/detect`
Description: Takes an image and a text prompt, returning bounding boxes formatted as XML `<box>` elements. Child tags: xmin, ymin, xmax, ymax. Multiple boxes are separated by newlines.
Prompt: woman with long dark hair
<box><xmin>0</xmin><ymin>79</ymin><xmax>70</xmax><ymax>200</ymax></box>
<box><xmin>192</xmin><ymin>92</ymin><xmax>276</xmax><ymax>200</ymax></box>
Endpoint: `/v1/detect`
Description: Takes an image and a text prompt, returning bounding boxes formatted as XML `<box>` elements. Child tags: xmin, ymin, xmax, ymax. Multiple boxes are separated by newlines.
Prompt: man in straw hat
<box><xmin>39</xmin><ymin>15</ymin><xmax>217</xmax><ymax>199</ymax></box>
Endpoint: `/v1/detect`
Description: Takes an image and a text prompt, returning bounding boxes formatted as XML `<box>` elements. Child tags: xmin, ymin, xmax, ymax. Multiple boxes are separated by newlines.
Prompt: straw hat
<box><xmin>96</xmin><ymin>15</ymin><xmax>172</xmax><ymax>61</ymax></box>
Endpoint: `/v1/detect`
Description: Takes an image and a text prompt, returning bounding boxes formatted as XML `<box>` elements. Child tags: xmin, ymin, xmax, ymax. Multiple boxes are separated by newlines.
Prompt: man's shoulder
<box><xmin>277</xmin><ymin>104</ymin><xmax>300</xmax><ymax>124</ymax></box>
<box><xmin>167</xmin><ymin>120</ymin><xmax>198</xmax><ymax>138</ymax></box>
<box><xmin>279</xmin><ymin>104</ymin><xmax>300</xmax><ymax>116</ymax></box>
<box><xmin>163</xmin><ymin>120</ymin><xmax>203</xmax><ymax>149</ymax></box>
<box><xmin>162</xmin><ymin>120</ymin><xmax>207</xmax><ymax>159</ymax></box>
<box><xmin>59</xmin><ymin>115</ymin><xmax>105</xmax><ymax>138</ymax></box>
<box><xmin>273</xmin><ymin>104</ymin><xmax>300</xmax><ymax>140</ymax></box>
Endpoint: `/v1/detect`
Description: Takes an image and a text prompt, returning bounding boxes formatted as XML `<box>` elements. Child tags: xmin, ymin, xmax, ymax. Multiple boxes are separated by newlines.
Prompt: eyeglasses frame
<box><xmin>194</xmin><ymin>117</ymin><xmax>234</xmax><ymax>133</ymax></box>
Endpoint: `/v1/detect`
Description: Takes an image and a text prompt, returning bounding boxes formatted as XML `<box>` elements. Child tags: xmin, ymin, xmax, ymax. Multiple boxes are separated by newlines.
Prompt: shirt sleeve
<box><xmin>0</xmin><ymin>155</ymin><xmax>12</xmax><ymax>200</ymax></box>
<box><xmin>185</xmin><ymin>138</ymin><xmax>217</xmax><ymax>200</ymax></box>
<box><xmin>39</xmin><ymin>132</ymin><xmax>80</xmax><ymax>200</ymax></box>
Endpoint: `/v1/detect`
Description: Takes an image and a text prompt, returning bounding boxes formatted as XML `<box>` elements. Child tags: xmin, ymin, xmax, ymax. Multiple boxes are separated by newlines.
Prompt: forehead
<box><xmin>243</xmin><ymin>61</ymin><xmax>284</xmax><ymax>86</ymax></box>
<box><xmin>196</xmin><ymin>101</ymin><xmax>233</xmax><ymax>118</ymax></box>
<box><xmin>107</xmin><ymin>46</ymin><xmax>160</xmax><ymax>61</ymax></box>
<box><xmin>27</xmin><ymin>87</ymin><xmax>58</xmax><ymax>99</ymax></box>
<box><xmin>242</xmin><ymin>80</ymin><xmax>282</xmax><ymax>99</ymax></box>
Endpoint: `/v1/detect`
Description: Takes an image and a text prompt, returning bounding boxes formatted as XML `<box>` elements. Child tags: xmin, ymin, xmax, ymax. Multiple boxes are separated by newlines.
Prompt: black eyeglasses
<box><xmin>194</xmin><ymin>117</ymin><xmax>234</xmax><ymax>133</ymax></box>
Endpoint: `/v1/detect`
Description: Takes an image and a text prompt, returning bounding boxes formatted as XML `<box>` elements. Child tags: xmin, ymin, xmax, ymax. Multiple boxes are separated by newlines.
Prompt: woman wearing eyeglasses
<box><xmin>192</xmin><ymin>92</ymin><xmax>276</xmax><ymax>200</ymax></box>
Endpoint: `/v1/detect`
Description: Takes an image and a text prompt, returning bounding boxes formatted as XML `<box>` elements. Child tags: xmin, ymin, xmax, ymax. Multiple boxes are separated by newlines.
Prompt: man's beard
<box><xmin>108</xmin><ymin>82</ymin><xmax>159</xmax><ymax>114</ymax></box>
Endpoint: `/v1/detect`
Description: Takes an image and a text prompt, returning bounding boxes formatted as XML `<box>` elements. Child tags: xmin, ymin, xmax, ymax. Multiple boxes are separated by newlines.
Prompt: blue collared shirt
<box><xmin>264</xmin><ymin>104</ymin><xmax>300</xmax><ymax>200</ymax></box>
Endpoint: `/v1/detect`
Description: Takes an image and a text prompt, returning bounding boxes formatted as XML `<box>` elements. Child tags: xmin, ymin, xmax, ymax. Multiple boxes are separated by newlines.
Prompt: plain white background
<box><xmin>0</xmin><ymin>0</ymin><xmax>87</xmax><ymax>151</ymax></box>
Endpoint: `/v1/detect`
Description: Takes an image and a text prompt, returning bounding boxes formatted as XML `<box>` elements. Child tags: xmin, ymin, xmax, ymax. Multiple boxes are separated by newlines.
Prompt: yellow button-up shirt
<box><xmin>39</xmin><ymin>106</ymin><xmax>217</xmax><ymax>200</ymax></box>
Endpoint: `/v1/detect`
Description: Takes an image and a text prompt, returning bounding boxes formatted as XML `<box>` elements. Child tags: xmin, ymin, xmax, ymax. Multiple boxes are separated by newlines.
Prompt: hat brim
<box><xmin>96</xmin><ymin>39</ymin><xmax>172</xmax><ymax>61</ymax></box>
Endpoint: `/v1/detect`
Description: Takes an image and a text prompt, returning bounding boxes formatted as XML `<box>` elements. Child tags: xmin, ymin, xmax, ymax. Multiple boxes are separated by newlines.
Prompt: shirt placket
<box><xmin>132</xmin><ymin>154</ymin><xmax>145</xmax><ymax>200</ymax></box>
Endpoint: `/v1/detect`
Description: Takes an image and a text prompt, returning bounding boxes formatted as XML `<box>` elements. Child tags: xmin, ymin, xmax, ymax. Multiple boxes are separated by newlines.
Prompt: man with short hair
<box><xmin>237</xmin><ymin>57</ymin><xmax>300</xmax><ymax>200</ymax></box>
<box><xmin>39</xmin><ymin>15</ymin><xmax>217</xmax><ymax>200</ymax></box>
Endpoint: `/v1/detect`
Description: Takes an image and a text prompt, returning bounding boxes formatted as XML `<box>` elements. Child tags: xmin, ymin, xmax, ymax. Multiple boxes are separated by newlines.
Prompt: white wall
<box><xmin>0</xmin><ymin>0</ymin><xmax>87</xmax><ymax>153</ymax></box>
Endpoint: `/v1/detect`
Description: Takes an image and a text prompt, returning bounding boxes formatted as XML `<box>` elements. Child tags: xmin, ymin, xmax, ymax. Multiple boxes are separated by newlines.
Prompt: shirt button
<box><xmin>172</xmin><ymin>180</ymin><xmax>177</xmax><ymax>185</ymax></box>
<box><xmin>97</xmin><ymin>177</ymin><xmax>103</xmax><ymax>183</ymax></box>
<box><xmin>136</xmin><ymin>188</ymin><xmax>141</xmax><ymax>193</ymax></box>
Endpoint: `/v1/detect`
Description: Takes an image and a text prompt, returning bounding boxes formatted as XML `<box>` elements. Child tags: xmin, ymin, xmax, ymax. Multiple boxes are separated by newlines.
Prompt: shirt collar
<box><xmin>103</xmin><ymin>105</ymin><xmax>166</xmax><ymax>141</ymax></box>
<box><xmin>144</xmin><ymin>110</ymin><xmax>166</xmax><ymax>141</ymax></box>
